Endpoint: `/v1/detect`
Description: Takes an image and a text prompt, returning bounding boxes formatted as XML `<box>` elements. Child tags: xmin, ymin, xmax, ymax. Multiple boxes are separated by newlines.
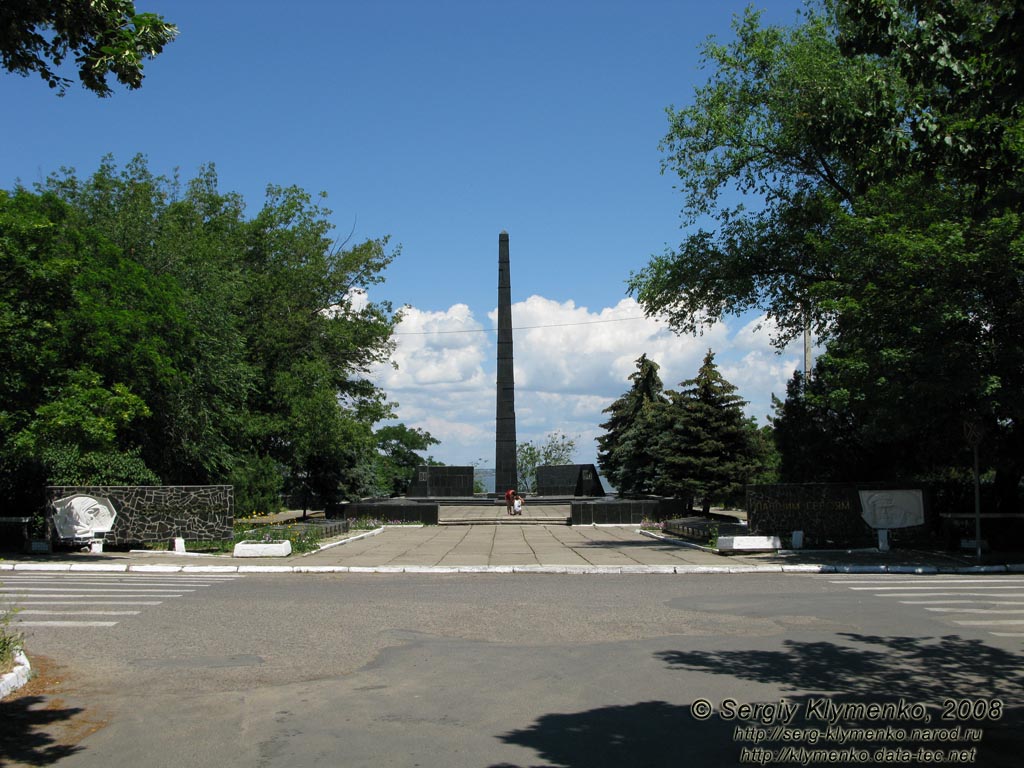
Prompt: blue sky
<box><xmin>2</xmin><ymin>0</ymin><xmax>811</xmax><ymax>468</ymax></box>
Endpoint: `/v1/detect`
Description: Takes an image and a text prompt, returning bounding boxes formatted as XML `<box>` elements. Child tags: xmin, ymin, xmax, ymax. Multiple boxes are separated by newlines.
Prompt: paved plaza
<box><xmin>3</xmin><ymin>501</ymin><xmax>1020</xmax><ymax>574</ymax></box>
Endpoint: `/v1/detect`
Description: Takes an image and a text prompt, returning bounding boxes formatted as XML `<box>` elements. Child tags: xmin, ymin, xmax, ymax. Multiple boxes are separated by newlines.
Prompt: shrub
<box><xmin>0</xmin><ymin>602</ymin><xmax>23</xmax><ymax>676</ymax></box>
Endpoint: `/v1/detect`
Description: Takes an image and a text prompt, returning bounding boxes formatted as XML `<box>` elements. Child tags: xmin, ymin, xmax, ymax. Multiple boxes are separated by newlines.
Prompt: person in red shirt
<box><xmin>505</xmin><ymin>488</ymin><xmax>516</xmax><ymax>515</ymax></box>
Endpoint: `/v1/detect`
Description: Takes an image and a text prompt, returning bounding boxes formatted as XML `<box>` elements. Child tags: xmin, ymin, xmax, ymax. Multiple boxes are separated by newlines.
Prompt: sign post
<box><xmin>963</xmin><ymin>421</ymin><xmax>984</xmax><ymax>561</ymax></box>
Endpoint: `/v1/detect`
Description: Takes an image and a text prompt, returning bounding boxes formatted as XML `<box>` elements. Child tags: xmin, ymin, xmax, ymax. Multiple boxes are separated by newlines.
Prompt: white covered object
<box><xmin>52</xmin><ymin>494</ymin><xmax>117</xmax><ymax>540</ymax></box>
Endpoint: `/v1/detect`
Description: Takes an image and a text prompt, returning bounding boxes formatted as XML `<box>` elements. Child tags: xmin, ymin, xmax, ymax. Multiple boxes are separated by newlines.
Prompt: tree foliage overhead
<box><xmin>0</xmin><ymin>155</ymin><xmax>420</xmax><ymax>512</ymax></box>
<box><xmin>629</xmin><ymin>0</ymin><xmax>1024</xmax><ymax>497</ymax></box>
<box><xmin>0</xmin><ymin>0</ymin><xmax>178</xmax><ymax>96</ymax></box>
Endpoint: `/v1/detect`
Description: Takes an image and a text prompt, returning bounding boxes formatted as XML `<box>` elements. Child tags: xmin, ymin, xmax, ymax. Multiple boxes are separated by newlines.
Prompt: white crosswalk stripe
<box><xmin>830</xmin><ymin>576</ymin><xmax>1024</xmax><ymax>639</ymax></box>
<box><xmin>0</xmin><ymin>572</ymin><xmax>242</xmax><ymax>630</ymax></box>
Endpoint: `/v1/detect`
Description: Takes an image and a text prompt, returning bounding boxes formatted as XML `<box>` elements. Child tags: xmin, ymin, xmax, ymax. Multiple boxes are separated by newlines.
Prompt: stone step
<box><xmin>439</xmin><ymin>516</ymin><xmax>571</xmax><ymax>526</ymax></box>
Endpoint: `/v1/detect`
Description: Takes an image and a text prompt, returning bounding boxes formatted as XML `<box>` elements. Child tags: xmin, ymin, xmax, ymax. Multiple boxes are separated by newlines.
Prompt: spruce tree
<box><xmin>596</xmin><ymin>354</ymin><xmax>667</xmax><ymax>495</ymax></box>
<box><xmin>655</xmin><ymin>350</ymin><xmax>761</xmax><ymax>513</ymax></box>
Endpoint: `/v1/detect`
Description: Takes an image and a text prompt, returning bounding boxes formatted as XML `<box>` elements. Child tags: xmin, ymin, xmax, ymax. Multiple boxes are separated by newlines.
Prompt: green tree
<box><xmin>769</xmin><ymin>370</ymin><xmax>863</xmax><ymax>483</ymax></box>
<box><xmin>238</xmin><ymin>183</ymin><xmax>399</xmax><ymax>505</ymax></box>
<box><xmin>0</xmin><ymin>186</ymin><xmax>167</xmax><ymax>500</ymax></box>
<box><xmin>654</xmin><ymin>350</ymin><xmax>763</xmax><ymax>514</ymax></box>
<box><xmin>0</xmin><ymin>0</ymin><xmax>177</xmax><ymax>95</ymax></box>
<box><xmin>2</xmin><ymin>156</ymin><xmax>414</xmax><ymax>512</ymax></box>
<box><xmin>596</xmin><ymin>354</ymin><xmax>668</xmax><ymax>495</ymax></box>
<box><xmin>516</xmin><ymin>431</ymin><xmax>577</xmax><ymax>495</ymax></box>
<box><xmin>12</xmin><ymin>368</ymin><xmax>158</xmax><ymax>486</ymax></box>
<box><xmin>629</xmin><ymin>1</ymin><xmax>1024</xmax><ymax>502</ymax></box>
<box><xmin>38</xmin><ymin>157</ymin><xmax>254</xmax><ymax>485</ymax></box>
<box><xmin>374</xmin><ymin>424</ymin><xmax>440</xmax><ymax>497</ymax></box>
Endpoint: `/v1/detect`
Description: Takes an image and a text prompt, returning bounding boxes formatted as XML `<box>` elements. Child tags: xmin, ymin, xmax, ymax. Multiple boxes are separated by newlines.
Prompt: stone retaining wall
<box><xmin>571</xmin><ymin>498</ymin><xmax>685</xmax><ymax>525</ymax></box>
<box><xmin>537</xmin><ymin>464</ymin><xmax>606</xmax><ymax>496</ymax></box>
<box><xmin>407</xmin><ymin>466</ymin><xmax>474</xmax><ymax>497</ymax></box>
<box><xmin>48</xmin><ymin>485</ymin><xmax>233</xmax><ymax>544</ymax></box>
<box><xmin>326</xmin><ymin>501</ymin><xmax>439</xmax><ymax>525</ymax></box>
<box><xmin>745</xmin><ymin>483</ymin><xmax>935</xmax><ymax>547</ymax></box>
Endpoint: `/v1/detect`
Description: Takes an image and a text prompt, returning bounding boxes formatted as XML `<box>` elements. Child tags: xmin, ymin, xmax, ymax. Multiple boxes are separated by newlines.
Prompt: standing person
<box><xmin>505</xmin><ymin>488</ymin><xmax>516</xmax><ymax>515</ymax></box>
<box><xmin>513</xmin><ymin>494</ymin><xmax>524</xmax><ymax>516</ymax></box>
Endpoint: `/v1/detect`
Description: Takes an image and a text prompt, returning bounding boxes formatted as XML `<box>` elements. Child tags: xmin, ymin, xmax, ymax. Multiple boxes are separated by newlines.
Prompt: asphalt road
<box><xmin>3</xmin><ymin>572</ymin><xmax>1023</xmax><ymax>767</ymax></box>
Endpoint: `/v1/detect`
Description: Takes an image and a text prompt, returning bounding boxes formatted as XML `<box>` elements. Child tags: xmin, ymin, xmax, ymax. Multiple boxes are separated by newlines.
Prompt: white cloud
<box><xmin>370</xmin><ymin>299</ymin><xmax>802</xmax><ymax>467</ymax></box>
<box><xmin>375</xmin><ymin>304</ymin><xmax>491</xmax><ymax>391</ymax></box>
<box><xmin>321</xmin><ymin>288</ymin><xmax>371</xmax><ymax>318</ymax></box>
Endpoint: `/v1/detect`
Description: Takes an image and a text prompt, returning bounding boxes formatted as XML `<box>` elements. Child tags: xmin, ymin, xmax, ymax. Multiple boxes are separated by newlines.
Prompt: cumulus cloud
<box><xmin>370</xmin><ymin>297</ymin><xmax>803</xmax><ymax>466</ymax></box>
<box><xmin>321</xmin><ymin>288</ymin><xmax>371</xmax><ymax>318</ymax></box>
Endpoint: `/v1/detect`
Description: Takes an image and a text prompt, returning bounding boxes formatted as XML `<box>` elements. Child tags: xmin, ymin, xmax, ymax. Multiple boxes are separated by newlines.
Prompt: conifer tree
<box><xmin>596</xmin><ymin>354</ymin><xmax>667</xmax><ymax>495</ymax></box>
<box><xmin>655</xmin><ymin>350</ymin><xmax>761</xmax><ymax>513</ymax></box>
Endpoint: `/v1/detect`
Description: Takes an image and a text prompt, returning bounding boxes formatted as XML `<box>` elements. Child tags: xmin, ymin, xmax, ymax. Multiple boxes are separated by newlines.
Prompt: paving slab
<box><xmin>4</xmin><ymin>516</ymin><xmax>1023</xmax><ymax>574</ymax></box>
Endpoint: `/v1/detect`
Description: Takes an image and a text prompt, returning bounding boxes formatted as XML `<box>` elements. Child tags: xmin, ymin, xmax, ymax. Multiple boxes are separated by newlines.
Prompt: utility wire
<box><xmin>391</xmin><ymin>315</ymin><xmax>653</xmax><ymax>335</ymax></box>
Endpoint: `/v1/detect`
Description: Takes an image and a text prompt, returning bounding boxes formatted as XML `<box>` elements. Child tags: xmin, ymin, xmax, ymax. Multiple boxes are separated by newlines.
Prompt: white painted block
<box><xmin>716</xmin><ymin>535</ymin><xmax>781</xmax><ymax>551</ymax></box>
<box><xmin>70</xmin><ymin>563</ymin><xmax>128</xmax><ymax>572</ymax></box>
<box><xmin>232</xmin><ymin>540</ymin><xmax>292</xmax><ymax>558</ymax></box>
<box><xmin>0</xmin><ymin>651</ymin><xmax>31</xmax><ymax>700</ymax></box>
<box><xmin>128</xmin><ymin>564</ymin><xmax>183</xmax><ymax>573</ymax></box>
<box><xmin>182</xmin><ymin>565</ymin><xmax>240</xmax><ymax>573</ymax></box>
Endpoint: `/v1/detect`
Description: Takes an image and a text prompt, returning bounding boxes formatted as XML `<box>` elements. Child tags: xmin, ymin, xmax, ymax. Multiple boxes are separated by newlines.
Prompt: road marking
<box><xmin>16</xmin><ymin>621</ymin><xmax>119</xmax><ymax>627</ymax></box>
<box><xmin>897</xmin><ymin>600</ymin><xmax>1024</xmax><ymax>605</ymax></box>
<box><xmin>832</xmin><ymin>578</ymin><xmax>1024</xmax><ymax>584</ymax></box>
<box><xmin>0</xmin><ymin>587</ymin><xmax>193</xmax><ymax>593</ymax></box>
<box><xmin>833</xmin><ymin>577</ymin><xmax>1024</xmax><ymax>640</ymax></box>
<box><xmin>0</xmin><ymin>600</ymin><xmax>164</xmax><ymax>606</ymax></box>
<box><xmin>4</xmin><ymin>572</ymin><xmax>241</xmax><ymax>631</ymax></box>
<box><xmin>875</xmin><ymin>592</ymin><xmax>1024</xmax><ymax>598</ymax></box>
<box><xmin>17</xmin><ymin>610</ymin><xmax>141</xmax><ymax>616</ymax></box>
<box><xmin>923</xmin><ymin>608</ymin><xmax>1024</xmax><ymax>614</ymax></box>
<box><xmin>843</xmin><ymin>589</ymin><xmax>1024</xmax><ymax>593</ymax></box>
<box><xmin>953</xmin><ymin>619</ymin><xmax>1024</xmax><ymax>626</ymax></box>
<box><xmin>4</xmin><ymin>579</ymin><xmax>220</xmax><ymax>587</ymax></box>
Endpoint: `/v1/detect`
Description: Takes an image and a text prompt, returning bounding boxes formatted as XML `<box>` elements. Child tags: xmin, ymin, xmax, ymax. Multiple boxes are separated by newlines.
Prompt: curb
<box><xmin>637</xmin><ymin>528</ymin><xmax>718</xmax><ymax>553</ymax></box>
<box><xmin>0</xmin><ymin>650</ymin><xmax>31</xmax><ymax>700</ymax></box>
<box><xmin>309</xmin><ymin>527</ymin><xmax>384</xmax><ymax>554</ymax></box>
<box><xmin>2</xmin><ymin>563</ymin><xmax>1023</xmax><ymax>575</ymax></box>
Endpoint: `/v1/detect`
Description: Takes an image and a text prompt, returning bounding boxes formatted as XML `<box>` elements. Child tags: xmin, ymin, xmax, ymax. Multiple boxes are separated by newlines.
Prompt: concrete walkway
<box><xmin>3</xmin><ymin>516</ymin><xmax>1022</xmax><ymax>574</ymax></box>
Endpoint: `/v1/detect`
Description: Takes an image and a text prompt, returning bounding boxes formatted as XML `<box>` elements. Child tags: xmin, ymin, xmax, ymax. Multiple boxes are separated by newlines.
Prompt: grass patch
<box><xmin>0</xmin><ymin>603</ymin><xmax>23</xmax><ymax>676</ymax></box>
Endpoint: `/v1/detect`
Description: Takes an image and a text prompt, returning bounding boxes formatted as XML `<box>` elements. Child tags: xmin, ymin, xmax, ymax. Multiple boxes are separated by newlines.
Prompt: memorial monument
<box><xmin>495</xmin><ymin>231</ymin><xmax>518</xmax><ymax>494</ymax></box>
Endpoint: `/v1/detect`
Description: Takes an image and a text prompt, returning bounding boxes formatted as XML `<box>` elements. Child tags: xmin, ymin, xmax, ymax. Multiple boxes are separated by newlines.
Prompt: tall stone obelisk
<box><xmin>495</xmin><ymin>231</ymin><xmax>518</xmax><ymax>494</ymax></box>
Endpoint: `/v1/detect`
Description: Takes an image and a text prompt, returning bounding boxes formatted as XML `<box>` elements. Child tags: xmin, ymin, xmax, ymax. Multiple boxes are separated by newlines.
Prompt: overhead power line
<box><xmin>391</xmin><ymin>315</ymin><xmax>653</xmax><ymax>336</ymax></box>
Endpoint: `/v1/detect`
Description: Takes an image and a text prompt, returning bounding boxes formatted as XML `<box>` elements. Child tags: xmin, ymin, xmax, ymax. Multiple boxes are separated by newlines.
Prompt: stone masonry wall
<box><xmin>48</xmin><ymin>485</ymin><xmax>233</xmax><ymax>544</ymax></box>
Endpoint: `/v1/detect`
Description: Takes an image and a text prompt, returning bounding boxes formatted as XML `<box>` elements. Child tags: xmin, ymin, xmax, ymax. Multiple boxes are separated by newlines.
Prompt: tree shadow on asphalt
<box><xmin>491</xmin><ymin>634</ymin><xmax>1023</xmax><ymax>768</ymax></box>
<box><xmin>490</xmin><ymin>699</ymin><xmax>734</xmax><ymax>768</ymax></box>
<box><xmin>0</xmin><ymin>695</ymin><xmax>85</xmax><ymax>765</ymax></box>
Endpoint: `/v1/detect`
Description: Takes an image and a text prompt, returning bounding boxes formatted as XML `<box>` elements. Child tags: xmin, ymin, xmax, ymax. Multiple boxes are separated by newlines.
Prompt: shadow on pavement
<box><xmin>0</xmin><ymin>695</ymin><xmax>85</xmax><ymax>765</ymax></box>
<box><xmin>492</xmin><ymin>634</ymin><xmax>1023</xmax><ymax>767</ymax></box>
<box><xmin>491</xmin><ymin>699</ymin><xmax>733</xmax><ymax>768</ymax></box>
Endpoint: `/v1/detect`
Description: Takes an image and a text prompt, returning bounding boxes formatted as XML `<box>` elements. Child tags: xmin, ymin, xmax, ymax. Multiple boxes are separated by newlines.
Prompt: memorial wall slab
<box><xmin>746</xmin><ymin>483</ymin><xmax>932</xmax><ymax>546</ymax></box>
<box><xmin>47</xmin><ymin>485</ymin><xmax>233</xmax><ymax>544</ymax></box>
